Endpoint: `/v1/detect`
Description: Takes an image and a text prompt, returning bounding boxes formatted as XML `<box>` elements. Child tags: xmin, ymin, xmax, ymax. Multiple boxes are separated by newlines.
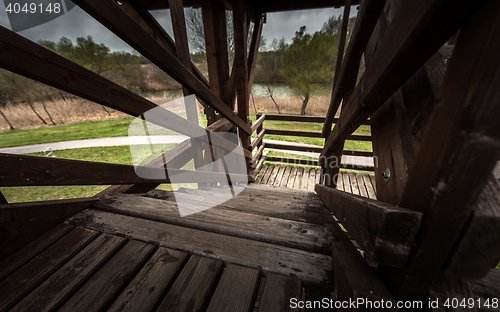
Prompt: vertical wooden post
<box><xmin>202</xmin><ymin>0</ymin><xmax>231</xmax><ymax>113</ymax></box>
<box><xmin>233</xmin><ymin>0</ymin><xmax>251</xmax><ymax>173</ymax></box>
<box><xmin>169</xmin><ymin>0</ymin><xmax>208</xmax><ymax>187</ymax></box>
<box><xmin>322</xmin><ymin>3</ymin><xmax>350</xmax><ymax>188</ymax></box>
<box><xmin>247</xmin><ymin>13</ymin><xmax>265</xmax><ymax>101</ymax></box>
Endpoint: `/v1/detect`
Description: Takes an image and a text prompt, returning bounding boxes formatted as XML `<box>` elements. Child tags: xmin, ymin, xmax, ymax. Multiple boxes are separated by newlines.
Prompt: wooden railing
<box><xmin>249</xmin><ymin>113</ymin><xmax>374</xmax><ymax>177</ymax></box>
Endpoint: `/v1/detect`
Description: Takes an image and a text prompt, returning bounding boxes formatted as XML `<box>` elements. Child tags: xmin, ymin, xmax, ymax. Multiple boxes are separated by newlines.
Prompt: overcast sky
<box><xmin>0</xmin><ymin>3</ymin><xmax>357</xmax><ymax>52</ymax></box>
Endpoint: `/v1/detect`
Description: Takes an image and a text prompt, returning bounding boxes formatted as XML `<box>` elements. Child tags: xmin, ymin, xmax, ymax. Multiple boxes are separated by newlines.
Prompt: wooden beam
<box><xmin>332</xmin><ymin>0</ymin><xmax>351</xmax><ymax>87</ymax></box>
<box><xmin>72</xmin><ymin>0</ymin><xmax>251</xmax><ymax>134</ymax></box>
<box><xmin>0</xmin><ymin>198</ymin><xmax>95</xmax><ymax>260</ymax></box>
<box><xmin>382</xmin><ymin>2</ymin><xmax>500</xmax><ymax>299</ymax></box>
<box><xmin>265</xmin><ymin>114</ymin><xmax>326</xmax><ymax>123</ymax></box>
<box><xmin>322</xmin><ymin>0</ymin><xmax>386</xmax><ymax>137</ymax></box>
<box><xmin>316</xmin><ymin>184</ymin><xmax>422</xmax><ymax>267</ymax></box>
<box><xmin>0</xmin><ymin>153</ymin><xmax>250</xmax><ymax>186</ymax></box>
<box><xmin>266</xmin><ymin>129</ymin><xmax>371</xmax><ymax>141</ymax></box>
<box><xmin>233</xmin><ymin>0</ymin><xmax>251</xmax><ymax>171</ymax></box>
<box><xmin>202</xmin><ymin>0</ymin><xmax>231</xmax><ymax>110</ymax></box>
<box><xmin>0</xmin><ymin>26</ymin><xmax>245</xmax><ymax>157</ymax></box>
<box><xmin>120</xmin><ymin>0</ymin><xmax>209</xmax><ymax>88</ymax></box>
<box><xmin>330</xmin><ymin>221</ymin><xmax>396</xmax><ymax>310</ymax></box>
<box><xmin>247</xmin><ymin>13</ymin><xmax>264</xmax><ymax>100</ymax></box>
<box><xmin>445</xmin><ymin>176</ymin><xmax>500</xmax><ymax>279</ymax></box>
<box><xmin>265</xmin><ymin>142</ymin><xmax>373</xmax><ymax>157</ymax></box>
<box><xmin>250</xmin><ymin>129</ymin><xmax>265</xmax><ymax>150</ymax></box>
<box><xmin>321</xmin><ymin>0</ymin><xmax>486</xmax><ymax>157</ymax></box>
<box><xmin>250</xmin><ymin>114</ymin><xmax>265</xmax><ymax>133</ymax></box>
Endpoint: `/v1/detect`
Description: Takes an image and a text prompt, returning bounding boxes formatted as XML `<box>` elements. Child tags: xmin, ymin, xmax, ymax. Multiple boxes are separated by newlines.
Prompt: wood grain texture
<box><xmin>206</xmin><ymin>264</ymin><xmax>260</xmax><ymax>312</ymax></box>
<box><xmin>0</xmin><ymin>223</ymin><xmax>73</xmax><ymax>280</ymax></box>
<box><xmin>68</xmin><ymin>209</ymin><xmax>333</xmax><ymax>284</ymax></box>
<box><xmin>96</xmin><ymin>193</ymin><xmax>334</xmax><ymax>254</ymax></box>
<box><xmin>258</xmin><ymin>273</ymin><xmax>301</xmax><ymax>312</ymax></box>
<box><xmin>0</xmin><ymin>153</ymin><xmax>249</xmax><ymax>186</ymax></box>
<box><xmin>108</xmin><ymin>247</ymin><xmax>188</xmax><ymax>312</ymax></box>
<box><xmin>157</xmin><ymin>255</ymin><xmax>223</xmax><ymax>312</ymax></box>
<box><xmin>60</xmin><ymin>239</ymin><xmax>156</xmax><ymax>312</ymax></box>
<box><xmin>445</xmin><ymin>176</ymin><xmax>500</xmax><ymax>279</ymax></box>
<box><xmin>0</xmin><ymin>227</ymin><xmax>98</xmax><ymax>311</ymax></box>
<box><xmin>11</xmin><ymin>234</ymin><xmax>126</xmax><ymax>312</ymax></box>
<box><xmin>0</xmin><ymin>198</ymin><xmax>94</xmax><ymax>259</ymax></box>
<box><xmin>316</xmin><ymin>184</ymin><xmax>422</xmax><ymax>267</ymax></box>
<box><xmin>331</xmin><ymin>221</ymin><xmax>396</xmax><ymax>311</ymax></box>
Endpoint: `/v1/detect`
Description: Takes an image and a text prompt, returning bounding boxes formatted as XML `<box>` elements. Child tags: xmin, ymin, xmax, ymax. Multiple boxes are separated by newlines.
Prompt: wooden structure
<box><xmin>1</xmin><ymin>0</ymin><xmax>500</xmax><ymax>310</ymax></box>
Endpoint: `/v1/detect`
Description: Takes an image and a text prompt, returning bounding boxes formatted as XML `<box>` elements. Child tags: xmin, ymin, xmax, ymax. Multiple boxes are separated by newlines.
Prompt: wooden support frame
<box><xmin>322</xmin><ymin>0</ymin><xmax>386</xmax><ymax>137</ymax></box>
<box><xmin>72</xmin><ymin>0</ymin><xmax>251</xmax><ymax>134</ymax></box>
<box><xmin>202</xmin><ymin>0</ymin><xmax>231</xmax><ymax>110</ymax></box>
<box><xmin>380</xmin><ymin>2</ymin><xmax>500</xmax><ymax>299</ymax></box>
<box><xmin>232</xmin><ymin>0</ymin><xmax>251</xmax><ymax>171</ymax></box>
<box><xmin>321</xmin><ymin>0</ymin><xmax>486</xmax><ymax>158</ymax></box>
<box><xmin>0</xmin><ymin>26</ymin><xmax>247</xmax><ymax>159</ymax></box>
<box><xmin>0</xmin><ymin>153</ymin><xmax>250</xmax><ymax>186</ymax></box>
<box><xmin>316</xmin><ymin>184</ymin><xmax>422</xmax><ymax>267</ymax></box>
<box><xmin>0</xmin><ymin>191</ymin><xmax>7</xmax><ymax>204</ymax></box>
<box><xmin>330</xmin><ymin>220</ymin><xmax>396</xmax><ymax>309</ymax></box>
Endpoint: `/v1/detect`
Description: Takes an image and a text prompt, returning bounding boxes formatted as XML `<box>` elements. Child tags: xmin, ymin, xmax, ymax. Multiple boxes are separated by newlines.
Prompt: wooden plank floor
<box><xmin>0</xmin><ymin>184</ymin><xmax>335</xmax><ymax>312</ymax></box>
<box><xmin>256</xmin><ymin>163</ymin><xmax>377</xmax><ymax>199</ymax></box>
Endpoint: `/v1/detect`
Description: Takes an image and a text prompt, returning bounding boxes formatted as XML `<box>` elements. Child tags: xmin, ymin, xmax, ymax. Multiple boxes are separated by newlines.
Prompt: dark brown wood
<box><xmin>251</xmin><ymin>114</ymin><xmax>266</xmax><ymax>134</ymax></box>
<box><xmin>60</xmin><ymin>239</ymin><xmax>155</xmax><ymax>312</ymax></box>
<box><xmin>265</xmin><ymin>142</ymin><xmax>373</xmax><ymax>158</ymax></box>
<box><xmin>0</xmin><ymin>198</ymin><xmax>95</xmax><ymax>260</ymax></box>
<box><xmin>0</xmin><ymin>223</ymin><xmax>74</xmax><ymax>280</ymax></box>
<box><xmin>321</xmin><ymin>0</ymin><xmax>486</xmax><ymax>157</ymax></box>
<box><xmin>250</xmin><ymin>129</ymin><xmax>265</xmax><ymax>150</ymax></box>
<box><xmin>0</xmin><ymin>153</ymin><xmax>249</xmax><ymax>186</ymax></box>
<box><xmin>322</xmin><ymin>0</ymin><xmax>386</xmax><ymax>136</ymax></box>
<box><xmin>333</xmin><ymin>0</ymin><xmax>351</xmax><ymax>87</ymax></box>
<box><xmin>206</xmin><ymin>264</ymin><xmax>260</xmax><ymax>312</ymax></box>
<box><xmin>247</xmin><ymin>13</ymin><xmax>264</xmax><ymax>95</ymax></box>
<box><xmin>439</xmin><ymin>45</ymin><xmax>454</xmax><ymax>59</ymax></box>
<box><xmin>445</xmin><ymin>176</ymin><xmax>500</xmax><ymax>279</ymax></box>
<box><xmin>108</xmin><ymin>247</ymin><xmax>188</xmax><ymax>312</ymax></box>
<box><xmin>69</xmin><ymin>209</ymin><xmax>333</xmax><ymax>283</ymax></box>
<box><xmin>12</xmin><ymin>234</ymin><xmax>126</xmax><ymax>312</ymax></box>
<box><xmin>96</xmin><ymin>192</ymin><xmax>335</xmax><ymax>254</ymax></box>
<box><xmin>157</xmin><ymin>255</ymin><xmax>223</xmax><ymax>311</ymax></box>
<box><xmin>252</xmin><ymin>144</ymin><xmax>265</xmax><ymax>164</ymax></box>
<box><xmin>202</xmin><ymin>0</ymin><xmax>231</xmax><ymax>109</ymax></box>
<box><xmin>383</xmin><ymin>3</ymin><xmax>500</xmax><ymax>299</ymax></box>
<box><xmin>330</xmin><ymin>221</ymin><xmax>396</xmax><ymax>311</ymax></box>
<box><xmin>258</xmin><ymin>273</ymin><xmax>301</xmax><ymax>312</ymax></box>
<box><xmin>233</xmin><ymin>0</ymin><xmax>251</xmax><ymax>172</ymax></box>
<box><xmin>0</xmin><ymin>227</ymin><xmax>99</xmax><ymax>311</ymax></box>
<box><xmin>315</xmin><ymin>184</ymin><xmax>422</xmax><ymax>267</ymax></box>
<box><xmin>266</xmin><ymin>129</ymin><xmax>371</xmax><ymax>141</ymax></box>
<box><xmin>265</xmin><ymin>114</ymin><xmax>326</xmax><ymax>123</ymax></box>
<box><xmin>72</xmin><ymin>0</ymin><xmax>251</xmax><ymax>134</ymax></box>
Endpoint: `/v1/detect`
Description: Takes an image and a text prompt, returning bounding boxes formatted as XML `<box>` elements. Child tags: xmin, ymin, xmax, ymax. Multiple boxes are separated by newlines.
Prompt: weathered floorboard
<box><xmin>157</xmin><ymin>255</ymin><xmax>223</xmax><ymax>311</ymax></box>
<box><xmin>11</xmin><ymin>234</ymin><xmax>126</xmax><ymax>312</ymax></box>
<box><xmin>96</xmin><ymin>193</ymin><xmax>334</xmax><ymax>254</ymax></box>
<box><xmin>206</xmin><ymin>264</ymin><xmax>260</xmax><ymax>312</ymax></box>
<box><xmin>59</xmin><ymin>240</ymin><xmax>156</xmax><ymax>312</ymax></box>
<box><xmin>108</xmin><ymin>247</ymin><xmax>188</xmax><ymax>312</ymax></box>
<box><xmin>0</xmin><ymin>227</ymin><xmax>98</xmax><ymax>311</ymax></box>
<box><xmin>258</xmin><ymin>273</ymin><xmax>302</xmax><ymax>312</ymax></box>
<box><xmin>68</xmin><ymin>209</ymin><xmax>333</xmax><ymax>284</ymax></box>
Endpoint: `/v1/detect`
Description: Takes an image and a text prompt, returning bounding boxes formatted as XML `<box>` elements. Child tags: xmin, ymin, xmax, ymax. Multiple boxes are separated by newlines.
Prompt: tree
<box><xmin>258</xmin><ymin>37</ymin><xmax>286</xmax><ymax>113</ymax></box>
<box><xmin>74</xmin><ymin>36</ymin><xmax>111</xmax><ymax>74</ymax></box>
<box><xmin>280</xmin><ymin>26</ymin><xmax>336</xmax><ymax>115</ymax></box>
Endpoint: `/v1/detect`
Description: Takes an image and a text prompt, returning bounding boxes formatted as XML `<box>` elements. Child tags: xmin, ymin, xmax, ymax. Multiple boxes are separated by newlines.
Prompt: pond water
<box><xmin>141</xmin><ymin>83</ymin><xmax>332</xmax><ymax>99</ymax></box>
